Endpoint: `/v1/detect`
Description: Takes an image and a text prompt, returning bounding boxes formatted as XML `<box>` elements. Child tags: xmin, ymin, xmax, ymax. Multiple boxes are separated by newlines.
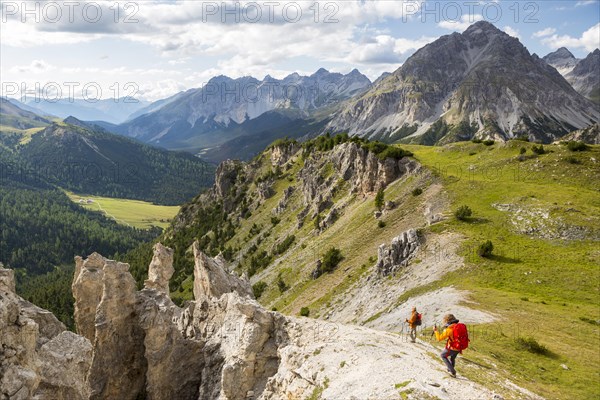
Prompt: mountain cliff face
<box><xmin>327</xmin><ymin>21</ymin><xmax>599</xmax><ymax>144</ymax></box>
<box><xmin>565</xmin><ymin>49</ymin><xmax>600</xmax><ymax>104</ymax></box>
<box><xmin>118</xmin><ymin>70</ymin><xmax>371</xmax><ymax>152</ymax></box>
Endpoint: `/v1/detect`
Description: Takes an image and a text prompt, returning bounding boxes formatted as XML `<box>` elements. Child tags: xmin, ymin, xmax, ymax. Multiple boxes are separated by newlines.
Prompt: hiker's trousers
<box><xmin>441</xmin><ymin>348</ymin><xmax>460</xmax><ymax>374</ymax></box>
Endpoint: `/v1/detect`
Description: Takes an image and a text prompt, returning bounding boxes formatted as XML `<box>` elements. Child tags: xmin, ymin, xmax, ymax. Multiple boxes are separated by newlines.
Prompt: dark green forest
<box><xmin>19</xmin><ymin>122</ymin><xmax>215</xmax><ymax>205</ymax></box>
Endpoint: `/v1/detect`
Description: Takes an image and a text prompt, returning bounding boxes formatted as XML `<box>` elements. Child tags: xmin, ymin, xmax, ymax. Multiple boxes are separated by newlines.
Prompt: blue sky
<box><xmin>1</xmin><ymin>0</ymin><xmax>599</xmax><ymax>101</ymax></box>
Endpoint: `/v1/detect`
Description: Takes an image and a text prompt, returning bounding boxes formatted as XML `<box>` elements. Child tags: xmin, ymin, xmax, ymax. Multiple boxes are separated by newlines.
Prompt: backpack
<box><xmin>415</xmin><ymin>313</ymin><xmax>422</xmax><ymax>326</ymax></box>
<box><xmin>450</xmin><ymin>323</ymin><xmax>469</xmax><ymax>351</ymax></box>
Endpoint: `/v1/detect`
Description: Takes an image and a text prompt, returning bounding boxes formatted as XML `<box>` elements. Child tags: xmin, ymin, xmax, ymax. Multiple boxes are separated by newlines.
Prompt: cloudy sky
<box><xmin>1</xmin><ymin>0</ymin><xmax>599</xmax><ymax>101</ymax></box>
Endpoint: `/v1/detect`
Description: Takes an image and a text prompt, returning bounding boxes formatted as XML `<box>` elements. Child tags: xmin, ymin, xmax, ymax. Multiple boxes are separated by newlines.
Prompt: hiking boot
<box><xmin>447</xmin><ymin>370</ymin><xmax>457</xmax><ymax>378</ymax></box>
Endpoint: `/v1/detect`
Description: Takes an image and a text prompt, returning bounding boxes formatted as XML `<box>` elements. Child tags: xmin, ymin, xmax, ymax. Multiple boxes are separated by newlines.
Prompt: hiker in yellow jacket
<box><xmin>405</xmin><ymin>307</ymin><xmax>419</xmax><ymax>343</ymax></box>
<box><xmin>433</xmin><ymin>313</ymin><xmax>460</xmax><ymax>377</ymax></box>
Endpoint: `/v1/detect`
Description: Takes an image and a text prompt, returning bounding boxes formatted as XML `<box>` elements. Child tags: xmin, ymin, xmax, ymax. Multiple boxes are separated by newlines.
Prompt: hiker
<box><xmin>433</xmin><ymin>313</ymin><xmax>469</xmax><ymax>377</ymax></box>
<box><xmin>405</xmin><ymin>307</ymin><xmax>421</xmax><ymax>343</ymax></box>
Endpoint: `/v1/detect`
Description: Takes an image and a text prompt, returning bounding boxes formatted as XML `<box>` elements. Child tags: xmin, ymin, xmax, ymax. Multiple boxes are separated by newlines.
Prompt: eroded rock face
<box><xmin>72</xmin><ymin>253</ymin><xmax>106</xmax><ymax>342</ymax></box>
<box><xmin>193</xmin><ymin>241</ymin><xmax>254</xmax><ymax>300</ymax></box>
<box><xmin>376</xmin><ymin>229</ymin><xmax>420</xmax><ymax>277</ymax></box>
<box><xmin>270</xmin><ymin>143</ymin><xmax>300</xmax><ymax>166</ymax></box>
<box><xmin>194</xmin><ymin>293</ymin><xmax>282</xmax><ymax>400</ymax></box>
<box><xmin>137</xmin><ymin>290</ymin><xmax>203</xmax><ymax>400</ymax></box>
<box><xmin>298</xmin><ymin>142</ymin><xmax>419</xmax><ymax>224</ymax></box>
<box><xmin>1</xmin><ymin>246</ymin><xmax>521</xmax><ymax>400</ymax></box>
<box><xmin>88</xmin><ymin>261</ymin><xmax>147</xmax><ymax>400</ymax></box>
<box><xmin>0</xmin><ymin>265</ymin><xmax>92</xmax><ymax>400</ymax></box>
<box><xmin>144</xmin><ymin>243</ymin><xmax>175</xmax><ymax>294</ymax></box>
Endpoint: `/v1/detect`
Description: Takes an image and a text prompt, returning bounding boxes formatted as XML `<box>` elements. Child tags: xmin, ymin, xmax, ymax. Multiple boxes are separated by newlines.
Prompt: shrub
<box><xmin>412</xmin><ymin>187</ymin><xmax>423</xmax><ymax>196</ymax></box>
<box><xmin>375</xmin><ymin>188</ymin><xmax>385</xmax><ymax>210</ymax></box>
<box><xmin>567</xmin><ymin>141</ymin><xmax>589</xmax><ymax>152</ymax></box>
<box><xmin>252</xmin><ymin>281</ymin><xmax>268</xmax><ymax>298</ymax></box>
<box><xmin>378</xmin><ymin>220</ymin><xmax>386</xmax><ymax>228</ymax></box>
<box><xmin>274</xmin><ymin>235</ymin><xmax>295</xmax><ymax>255</ymax></box>
<box><xmin>519</xmin><ymin>147</ymin><xmax>526</xmax><ymax>155</ymax></box>
<box><xmin>314</xmin><ymin>214</ymin><xmax>321</xmax><ymax>230</ymax></box>
<box><xmin>483</xmin><ymin>139</ymin><xmax>495</xmax><ymax>146</ymax></box>
<box><xmin>477</xmin><ymin>240</ymin><xmax>494</xmax><ymax>258</ymax></box>
<box><xmin>565</xmin><ymin>156</ymin><xmax>581</xmax><ymax>165</ymax></box>
<box><xmin>376</xmin><ymin>146</ymin><xmax>412</xmax><ymax>160</ymax></box>
<box><xmin>513</xmin><ymin>135</ymin><xmax>530</xmax><ymax>142</ymax></box>
<box><xmin>471</xmin><ymin>138</ymin><xmax>483</xmax><ymax>144</ymax></box>
<box><xmin>271</xmin><ymin>216</ymin><xmax>280</xmax><ymax>226</ymax></box>
<box><xmin>454</xmin><ymin>205</ymin><xmax>472</xmax><ymax>221</ymax></box>
<box><xmin>300</xmin><ymin>307</ymin><xmax>310</xmax><ymax>317</ymax></box>
<box><xmin>321</xmin><ymin>247</ymin><xmax>344</xmax><ymax>274</ymax></box>
<box><xmin>277</xmin><ymin>273</ymin><xmax>288</xmax><ymax>293</ymax></box>
<box><xmin>515</xmin><ymin>337</ymin><xmax>550</xmax><ymax>355</ymax></box>
<box><xmin>248</xmin><ymin>250</ymin><xmax>272</xmax><ymax>277</ymax></box>
<box><xmin>531</xmin><ymin>145</ymin><xmax>546</xmax><ymax>155</ymax></box>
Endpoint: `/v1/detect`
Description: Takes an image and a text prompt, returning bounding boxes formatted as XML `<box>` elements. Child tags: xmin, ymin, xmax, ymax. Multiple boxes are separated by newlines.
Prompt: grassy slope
<box><xmin>401</xmin><ymin>141</ymin><xmax>600</xmax><ymax>399</ymax></box>
<box><xmin>199</xmin><ymin>140</ymin><xmax>600</xmax><ymax>399</ymax></box>
<box><xmin>66</xmin><ymin>191</ymin><xmax>179</xmax><ymax>229</ymax></box>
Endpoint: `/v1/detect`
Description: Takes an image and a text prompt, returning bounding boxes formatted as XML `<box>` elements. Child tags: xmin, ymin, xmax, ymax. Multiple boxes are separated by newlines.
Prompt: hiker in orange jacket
<box><xmin>405</xmin><ymin>307</ymin><xmax>419</xmax><ymax>343</ymax></box>
<box><xmin>433</xmin><ymin>313</ymin><xmax>460</xmax><ymax>377</ymax></box>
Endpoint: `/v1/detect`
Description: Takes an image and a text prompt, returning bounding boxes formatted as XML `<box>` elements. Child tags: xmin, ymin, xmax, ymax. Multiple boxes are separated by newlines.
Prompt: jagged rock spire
<box><xmin>192</xmin><ymin>241</ymin><xmax>254</xmax><ymax>300</ymax></box>
<box><xmin>144</xmin><ymin>243</ymin><xmax>175</xmax><ymax>294</ymax></box>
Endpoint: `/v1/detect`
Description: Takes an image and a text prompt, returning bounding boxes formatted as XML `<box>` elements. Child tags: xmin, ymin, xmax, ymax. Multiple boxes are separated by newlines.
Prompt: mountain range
<box><xmin>544</xmin><ymin>47</ymin><xmax>600</xmax><ymax>104</ymax></box>
<box><xmin>111</xmin><ymin>69</ymin><xmax>371</xmax><ymax>153</ymax></box>
<box><xmin>22</xmin><ymin>97</ymin><xmax>151</xmax><ymax>124</ymax></box>
<box><xmin>112</xmin><ymin>22</ymin><xmax>599</xmax><ymax>154</ymax></box>
<box><xmin>327</xmin><ymin>21</ymin><xmax>599</xmax><ymax>144</ymax></box>
<box><xmin>4</xmin><ymin>22</ymin><xmax>598</xmax><ymax>162</ymax></box>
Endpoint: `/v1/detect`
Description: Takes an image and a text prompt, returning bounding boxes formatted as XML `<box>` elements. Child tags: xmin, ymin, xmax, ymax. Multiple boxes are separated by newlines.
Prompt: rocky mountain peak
<box><xmin>543</xmin><ymin>47</ymin><xmax>580</xmax><ymax>76</ymax></box>
<box><xmin>327</xmin><ymin>21</ymin><xmax>599</xmax><ymax>143</ymax></box>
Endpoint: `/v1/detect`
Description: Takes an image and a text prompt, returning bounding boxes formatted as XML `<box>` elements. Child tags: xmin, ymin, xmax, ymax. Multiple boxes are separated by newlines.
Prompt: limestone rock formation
<box><xmin>87</xmin><ymin>260</ymin><xmax>147</xmax><ymax>400</ymax></box>
<box><xmin>298</xmin><ymin>142</ymin><xmax>419</xmax><ymax>221</ymax></box>
<box><xmin>1</xmin><ymin>247</ymin><xmax>530</xmax><ymax>400</ymax></box>
<box><xmin>193</xmin><ymin>241</ymin><xmax>254</xmax><ymax>300</ymax></box>
<box><xmin>273</xmin><ymin>185</ymin><xmax>294</xmax><ymax>214</ymax></box>
<box><xmin>72</xmin><ymin>253</ymin><xmax>106</xmax><ymax>343</ymax></box>
<box><xmin>376</xmin><ymin>229</ymin><xmax>420</xmax><ymax>276</ymax></box>
<box><xmin>144</xmin><ymin>243</ymin><xmax>175</xmax><ymax>293</ymax></box>
<box><xmin>1</xmin><ymin>265</ymin><xmax>92</xmax><ymax>400</ymax></box>
<box><xmin>270</xmin><ymin>142</ymin><xmax>300</xmax><ymax>166</ymax></box>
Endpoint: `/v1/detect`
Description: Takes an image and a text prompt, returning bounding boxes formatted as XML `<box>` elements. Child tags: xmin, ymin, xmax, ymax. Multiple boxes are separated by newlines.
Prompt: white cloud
<box><xmin>503</xmin><ymin>26</ymin><xmax>520</xmax><ymax>39</ymax></box>
<box><xmin>533</xmin><ymin>28</ymin><xmax>556</xmax><ymax>38</ymax></box>
<box><xmin>575</xmin><ymin>1</ymin><xmax>597</xmax><ymax>6</ymax></box>
<box><xmin>541</xmin><ymin>23</ymin><xmax>600</xmax><ymax>52</ymax></box>
<box><xmin>10</xmin><ymin>60</ymin><xmax>55</xmax><ymax>74</ymax></box>
<box><xmin>438</xmin><ymin>14</ymin><xmax>483</xmax><ymax>32</ymax></box>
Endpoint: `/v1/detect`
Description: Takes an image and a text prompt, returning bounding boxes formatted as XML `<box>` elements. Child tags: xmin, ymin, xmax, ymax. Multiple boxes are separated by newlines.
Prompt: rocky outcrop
<box><xmin>1</xmin><ymin>248</ymin><xmax>532</xmax><ymax>400</ymax></box>
<box><xmin>273</xmin><ymin>186</ymin><xmax>294</xmax><ymax>214</ymax></box>
<box><xmin>144</xmin><ymin>243</ymin><xmax>175</xmax><ymax>294</ymax></box>
<box><xmin>72</xmin><ymin>253</ymin><xmax>106</xmax><ymax>343</ymax></box>
<box><xmin>1</xmin><ymin>265</ymin><xmax>92</xmax><ymax>400</ymax></box>
<box><xmin>298</xmin><ymin>142</ymin><xmax>419</xmax><ymax>221</ymax></box>
<box><xmin>376</xmin><ymin>229</ymin><xmax>420</xmax><ymax>277</ymax></box>
<box><xmin>193</xmin><ymin>241</ymin><xmax>253</xmax><ymax>300</ymax></box>
<box><xmin>270</xmin><ymin>142</ymin><xmax>300</xmax><ymax>166</ymax></box>
<box><xmin>558</xmin><ymin>123</ymin><xmax>600</xmax><ymax>145</ymax></box>
<box><xmin>87</xmin><ymin>260</ymin><xmax>147</xmax><ymax>400</ymax></box>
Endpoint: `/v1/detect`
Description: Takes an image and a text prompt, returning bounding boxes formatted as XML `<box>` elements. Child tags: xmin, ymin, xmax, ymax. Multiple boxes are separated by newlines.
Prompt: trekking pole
<box><xmin>431</xmin><ymin>324</ymin><xmax>437</xmax><ymax>338</ymax></box>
